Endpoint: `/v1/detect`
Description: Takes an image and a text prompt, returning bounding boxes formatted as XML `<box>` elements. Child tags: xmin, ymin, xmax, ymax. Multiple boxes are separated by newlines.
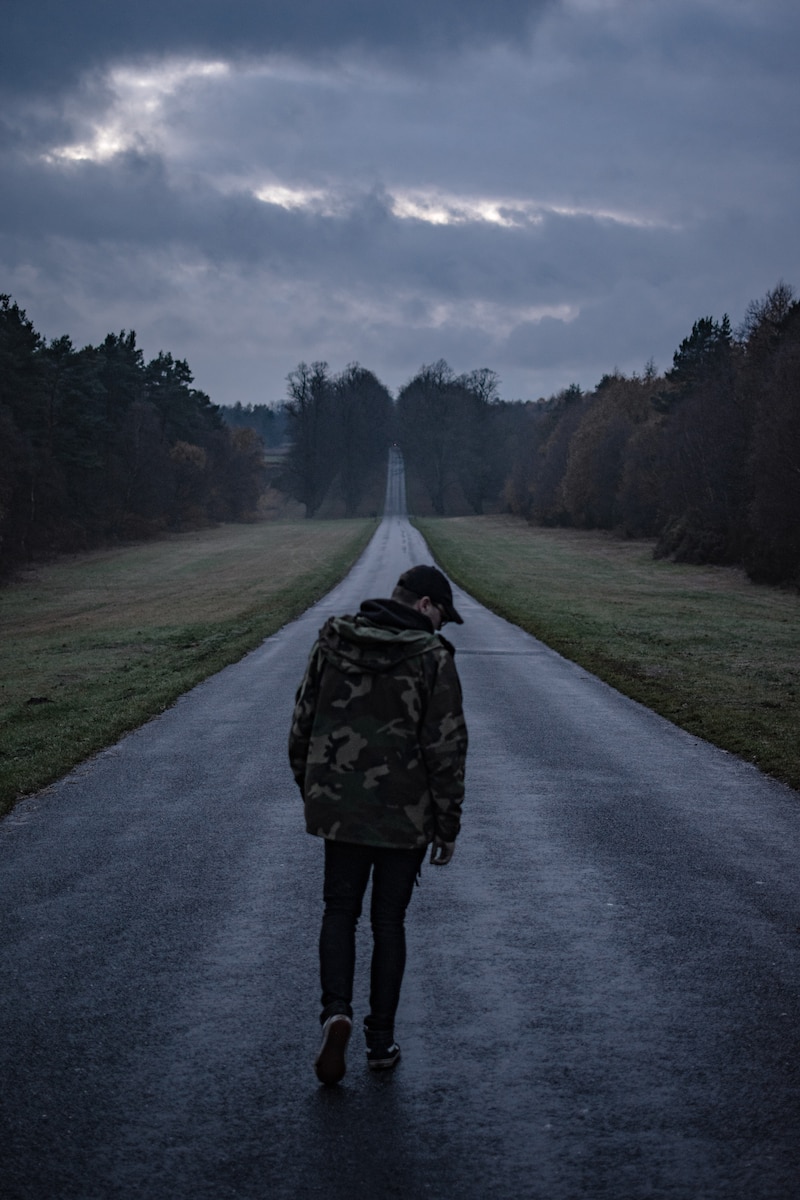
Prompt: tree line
<box><xmin>286</xmin><ymin>279</ymin><xmax>795</xmax><ymax>588</ymax></box>
<box><xmin>281</xmin><ymin>361</ymin><xmax>394</xmax><ymax>517</ymax></box>
<box><xmin>279</xmin><ymin>358</ymin><xmax>522</xmax><ymax>520</ymax></box>
<box><xmin>501</xmin><ymin>282</ymin><xmax>800</xmax><ymax>586</ymax></box>
<box><xmin>0</xmin><ymin>294</ymin><xmax>265</xmax><ymax>577</ymax></box>
<box><xmin>4</xmin><ymin>278</ymin><xmax>798</xmax><ymax>588</ymax></box>
<box><xmin>232</xmin><ymin>278</ymin><xmax>800</xmax><ymax>588</ymax></box>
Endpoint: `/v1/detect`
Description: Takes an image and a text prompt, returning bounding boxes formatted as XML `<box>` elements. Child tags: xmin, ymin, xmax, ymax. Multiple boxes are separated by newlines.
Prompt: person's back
<box><xmin>291</xmin><ymin>596</ymin><xmax>465</xmax><ymax>849</ymax></box>
<box><xmin>289</xmin><ymin>565</ymin><xmax>468</xmax><ymax>1084</ymax></box>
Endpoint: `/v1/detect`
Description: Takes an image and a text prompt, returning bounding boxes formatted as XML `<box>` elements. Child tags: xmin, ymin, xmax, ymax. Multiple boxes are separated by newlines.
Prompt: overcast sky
<box><xmin>2</xmin><ymin>0</ymin><xmax>798</xmax><ymax>405</ymax></box>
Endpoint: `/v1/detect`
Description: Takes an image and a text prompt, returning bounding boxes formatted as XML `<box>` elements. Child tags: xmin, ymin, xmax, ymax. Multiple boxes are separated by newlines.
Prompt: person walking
<box><xmin>289</xmin><ymin>565</ymin><xmax>468</xmax><ymax>1085</ymax></box>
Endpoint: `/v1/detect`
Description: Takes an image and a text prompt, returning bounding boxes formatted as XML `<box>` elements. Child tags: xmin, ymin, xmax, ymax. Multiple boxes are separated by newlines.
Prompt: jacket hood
<box><xmin>317</xmin><ymin>601</ymin><xmax>440</xmax><ymax>676</ymax></box>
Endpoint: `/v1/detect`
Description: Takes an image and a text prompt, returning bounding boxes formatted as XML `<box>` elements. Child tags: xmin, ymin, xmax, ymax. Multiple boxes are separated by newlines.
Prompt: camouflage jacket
<box><xmin>288</xmin><ymin>598</ymin><xmax>468</xmax><ymax>849</ymax></box>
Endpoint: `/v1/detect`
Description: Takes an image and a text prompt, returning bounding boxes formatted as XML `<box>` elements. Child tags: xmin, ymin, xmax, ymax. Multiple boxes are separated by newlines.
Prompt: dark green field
<box><xmin>417</xmin><ymin>515</ymin><xmax>800</xmax><ymax>793</ymax></box>
<box><xmin>0</xmin><ymin>520</ymin><xmax>374</xmax><ymax>816</ymax></box>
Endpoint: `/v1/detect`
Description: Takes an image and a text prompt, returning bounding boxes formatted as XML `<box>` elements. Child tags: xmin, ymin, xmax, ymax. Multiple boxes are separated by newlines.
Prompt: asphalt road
<box><xmin>2</xmin><ymin>454</ymin><xmax>799</xmax><ymax>1199</ymax></box>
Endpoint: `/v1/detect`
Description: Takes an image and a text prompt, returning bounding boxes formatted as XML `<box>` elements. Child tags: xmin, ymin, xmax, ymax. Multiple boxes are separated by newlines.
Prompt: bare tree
<box><xmin>284</xmin><ymin>361</ymin><xmax>336</xmax><ymax>517</ymax></box>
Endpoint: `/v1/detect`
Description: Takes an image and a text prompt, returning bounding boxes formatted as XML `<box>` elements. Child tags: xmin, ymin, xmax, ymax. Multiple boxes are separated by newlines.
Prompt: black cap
<box><xmin>397</xmin><ymin>565</ymin><xmax>464</xmax><ymax>625</ymax></box>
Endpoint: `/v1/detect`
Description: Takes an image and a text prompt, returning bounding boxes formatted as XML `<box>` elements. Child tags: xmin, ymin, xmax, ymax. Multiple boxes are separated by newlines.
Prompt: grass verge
<box><xmin>0</xmin><ymin>519</ymin><xmax>374</xmax><ymax>816</ymax></box>
<box><xmin>416</xmin><ymin>515</ymin><xmax>800</xmax><ymax>793</ymax></box>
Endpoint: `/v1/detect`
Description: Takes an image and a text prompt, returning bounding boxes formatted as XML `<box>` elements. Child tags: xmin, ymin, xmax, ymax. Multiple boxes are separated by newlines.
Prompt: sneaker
<box><xmin>366</xmin><ymin>1039</ymin><xmax>401</xmax><ymax>1071</ymax></box>
<box><xmin>315</xmin><ymin>1015</ymin><xmax>352</xmax><ymax>1085</ymax></box>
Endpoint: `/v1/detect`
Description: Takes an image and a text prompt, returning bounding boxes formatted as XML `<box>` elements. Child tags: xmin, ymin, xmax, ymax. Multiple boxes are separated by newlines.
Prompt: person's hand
<box><xmin>430</xmin><ymin>837</ymin><xmax>455</xmax><ymax>866</ymax></box>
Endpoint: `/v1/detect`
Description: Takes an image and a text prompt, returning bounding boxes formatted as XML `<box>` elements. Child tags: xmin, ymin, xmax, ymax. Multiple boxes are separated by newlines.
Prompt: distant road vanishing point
<box><xmin>1</xmin><ymin>449</ymin><xmax>799</xmax><ymax>1199</ymax></box>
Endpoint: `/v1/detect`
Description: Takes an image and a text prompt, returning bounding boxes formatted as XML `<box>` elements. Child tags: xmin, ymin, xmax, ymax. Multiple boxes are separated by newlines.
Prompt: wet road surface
<box><xmin>2</xmin><ymin>455</ymin><xmax>800</xmax><ymax>1198</ymax></box>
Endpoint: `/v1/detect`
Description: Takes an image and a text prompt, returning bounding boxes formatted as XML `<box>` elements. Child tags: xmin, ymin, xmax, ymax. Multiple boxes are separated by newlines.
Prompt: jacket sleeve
<box><xmin>419</xmin><ymin>650</ymin><xmax>468</xmax><ymax>843</ymax></box>
<box><xmin>288</xmin><ymin>642</ymin><xmax>323</xmax><ymax>794</ymax></box>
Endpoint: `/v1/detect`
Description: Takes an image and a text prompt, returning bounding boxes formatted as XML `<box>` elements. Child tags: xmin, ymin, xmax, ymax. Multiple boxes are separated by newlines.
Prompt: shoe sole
<box><xmin>315</xmin><ymin>1017</ymin><xmax>352</xmax><ymax>1085</ymax></box>
<box><xmin>367</xmin><ymin>1050</ymin><xmax>401</xmax><ymax>1071</ymax></box>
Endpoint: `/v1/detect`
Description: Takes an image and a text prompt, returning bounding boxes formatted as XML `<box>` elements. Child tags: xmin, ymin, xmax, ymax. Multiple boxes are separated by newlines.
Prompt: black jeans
<box><xmin>319</xmin><ymin>840</ymin><xmax>426</xmax><ymax>1031</ymax></box>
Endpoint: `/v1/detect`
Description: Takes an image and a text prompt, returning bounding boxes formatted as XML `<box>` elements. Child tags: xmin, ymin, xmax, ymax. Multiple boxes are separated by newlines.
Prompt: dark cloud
<box><xmin>1</xmin><ymin>0</ymin><xmax>797</xmax><ymax>405</ymax></box>
<box><xmin>0</xmin><ymin>139</ymin><xmax>679</xmax><ymax>312</ymax></box>
<box><xmin>1</xmin><ymin>0</ymin><xmax>553</xmax><ymax>95</ymax></box>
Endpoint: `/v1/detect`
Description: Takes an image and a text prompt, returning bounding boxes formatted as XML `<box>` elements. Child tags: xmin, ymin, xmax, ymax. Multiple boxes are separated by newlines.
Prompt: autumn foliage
<box><xmin>500</xmin><ymin>285</ymin><xmax>800</xmax><ymax>585</ymax></box>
